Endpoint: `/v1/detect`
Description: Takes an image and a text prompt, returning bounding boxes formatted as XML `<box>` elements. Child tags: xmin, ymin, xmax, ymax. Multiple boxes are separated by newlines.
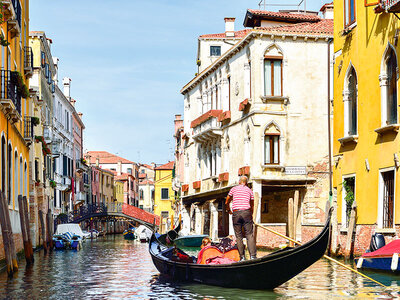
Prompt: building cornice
<box><xmin>181</xmin><ymin>30</ymin><xmax>333</xmax><ymax>95</ymax></box>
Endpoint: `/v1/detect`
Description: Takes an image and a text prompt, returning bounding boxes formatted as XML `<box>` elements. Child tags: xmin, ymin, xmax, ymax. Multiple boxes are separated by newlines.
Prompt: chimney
<box><xmin>224</xmin><ymin>17</ymin><xmax>235</xmax><ymax>37</ymax></box>
<box><xmin>175</xmin><ymin>114</ymin><xmax>182</xmax><ymax>121</ymax></box>
<box><xmin>320</xmin><ymin>3</ymin><xmax>333</xmax><ymax>19</ymax></box>
<box><xmin>70</xmin><ymin>98</ymin><xmax>76</xmax><ymax>106</ymax></box>
<box><xmin>63</xmin><ymin>77</ymin><xmax>71</xmax><ymax>99</ymax></box>
<box><xmin>78</xmin><ymin>112</ymin><xmax>83</xmax><ymax>120</ymax></box>
<box><xmin>53</xmin><ymin>57</ymin><xmax>59</xmax><ymax>85</ymax></box>
<box><xmin>117</xmin><ymin>161</ymin><xmax>122</xmax><ymax>176</ymax></box>
<box><xmin>96</xmin><ymin>158</ymin><xmax>99</xmax><ymax>167</ymax></box>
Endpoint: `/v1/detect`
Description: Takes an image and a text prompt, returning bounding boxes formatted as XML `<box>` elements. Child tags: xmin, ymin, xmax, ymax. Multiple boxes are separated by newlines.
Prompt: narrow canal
<box><xmin>0</xmin><ymin>235</ymin><xmax>400</xmax><ymax>299</ymax></box>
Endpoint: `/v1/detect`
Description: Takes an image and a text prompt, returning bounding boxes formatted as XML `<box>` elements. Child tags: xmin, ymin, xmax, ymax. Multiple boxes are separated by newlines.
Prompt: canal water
<box><xmin>0</xmin><ymin>235</ymin><xmax>400</xmax><ymax>299</ymax></box>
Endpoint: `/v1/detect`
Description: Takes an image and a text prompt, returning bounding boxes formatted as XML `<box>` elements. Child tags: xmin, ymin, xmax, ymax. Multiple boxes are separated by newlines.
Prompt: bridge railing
<box><xmin>122</xmin><ymin>203</ymin><xmax>160</xmax><ymax>226</ymax></box>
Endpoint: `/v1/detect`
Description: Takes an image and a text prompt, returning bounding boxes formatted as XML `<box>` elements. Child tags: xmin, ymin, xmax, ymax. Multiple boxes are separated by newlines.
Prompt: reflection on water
<box><xmin>0</xmin><ymin>235</ymin><xmax>399</xmax><ymax>299</ymax></box>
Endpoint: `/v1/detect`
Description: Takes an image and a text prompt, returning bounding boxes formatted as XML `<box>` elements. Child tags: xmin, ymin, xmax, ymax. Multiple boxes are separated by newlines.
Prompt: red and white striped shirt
<box><xmin>228</xmin><ymin>184</ymin><xmax>254</xmax><ymax>211</ymax></box>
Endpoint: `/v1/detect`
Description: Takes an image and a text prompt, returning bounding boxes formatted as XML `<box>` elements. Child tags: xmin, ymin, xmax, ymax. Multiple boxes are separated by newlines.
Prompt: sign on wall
<box><xmin>284</xmin><ymin>166</ymin><xmax>307</xmax><ymax>175</ymax></box>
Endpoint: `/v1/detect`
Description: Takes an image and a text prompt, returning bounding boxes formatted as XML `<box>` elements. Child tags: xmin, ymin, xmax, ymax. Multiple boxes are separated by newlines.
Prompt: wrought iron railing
<box><xmin>0</xmin><ymin>70</ymin><xmax>21</xmax><ymax>115</ymax></box>
<box><xmin>12</xmin><ymin>0</ymin><xmax>21</xmax><ymax>29</ymax></box>
<box><xmin>24</xmin><ymin>46</ymin><xmax>33</xmax><ymax>70</ymax></box>
<box><xmin>383</xmin><ymin>0</ymin><xmax>400</xmax><ymax>11</ymax></box>
<box><xmin>24</xmin><ymin>116</ymin><xmax>33</xmax><ymax>139</ymax></box>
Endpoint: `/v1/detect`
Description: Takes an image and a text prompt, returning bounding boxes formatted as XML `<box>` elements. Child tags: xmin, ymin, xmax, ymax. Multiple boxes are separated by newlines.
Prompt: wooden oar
<box><xmin>255</xmin><ymin>223</ymin><xmax>387</xmax><ymax>288</ymax></box>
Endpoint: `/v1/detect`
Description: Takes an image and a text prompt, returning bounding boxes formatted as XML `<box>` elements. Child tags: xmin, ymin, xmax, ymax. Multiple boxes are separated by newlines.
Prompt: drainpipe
<box><xmin>327</xmin><ymin>38</ymin><xmax>333</xmax><ymax>203</ymax></box>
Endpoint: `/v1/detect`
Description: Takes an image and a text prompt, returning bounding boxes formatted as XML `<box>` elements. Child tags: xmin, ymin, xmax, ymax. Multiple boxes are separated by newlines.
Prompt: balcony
<box><xmin>2</xmin><ymin>0</ymin><xmax>16</xmax><ymax>22</ymax></box>
<box><xmin>191</xmin><ymin>110</ymin><xmax>222</xmax><ymax>142</ymax></box>
<box><xmin>0</xmin><ymin>70</ymin><xmax>21</xmax><ymax>123</ymax></box>
<box><xmin>24</xmin><ymin>46</ymin><xmax>33</xmax><ymax>78</ymax></box>
<box><xmin>383</xmin><ymin>0</ymin><xmax>400</xmax><ymax>12</ymax></box>
<box><xmin>43</xmin><ymin>125</ymin><xmax>53</xmax><ymax>143</ymax></box>
<box><xmin>24</xmin><ymin>116</ymin><xmax>33</xmax><ymax>145</ymax></box>
<box><xmin>7</xmin><ymin>0</ymin><xmax>21</xmax><ymax>38</ymax></box>
<box><xmin>76</xmin><ymin>192</ymin><xmax>86</xmax><ymax>202</ymax></box>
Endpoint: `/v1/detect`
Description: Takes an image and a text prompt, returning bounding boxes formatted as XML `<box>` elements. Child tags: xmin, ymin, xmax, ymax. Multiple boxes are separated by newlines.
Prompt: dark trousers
<box><xmin>232</xmin><ymin>209</ymin><xmax>257</xmax><ymax>258</ymax></box>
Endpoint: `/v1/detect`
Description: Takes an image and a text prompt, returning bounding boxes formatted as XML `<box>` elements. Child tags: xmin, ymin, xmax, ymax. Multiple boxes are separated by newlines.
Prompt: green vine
<box><xmin>342</xmin><ymin>178</ymin><xmax>355</xmax><ymax>223</ymax></box>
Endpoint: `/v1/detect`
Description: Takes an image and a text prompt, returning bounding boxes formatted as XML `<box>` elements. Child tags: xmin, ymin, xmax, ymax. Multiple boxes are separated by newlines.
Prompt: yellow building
<box><xmin>154</xmin><ymin>161</ymin><xmax>175</xmax><ymax>233</ymax></box>
<box><xmin>333</xmin><ymin>0</ymin><xmax>400</xmax><ymax>253</ymax></box>
<box><xmin>0</xmin><ymin>0</ymin><xmax>31</xmax><ymax>261</ymax></box>
<box><xmin>114</xmin><ymin>180</ymin><xmax>124</xmax><ymax>203</ymax></box>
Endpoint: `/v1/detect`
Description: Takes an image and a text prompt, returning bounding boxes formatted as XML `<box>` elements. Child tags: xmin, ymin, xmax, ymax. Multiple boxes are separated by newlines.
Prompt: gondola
<box><xmin>149</xmin><ymin>208</ymin><xmax>332</xmax><ymax>290</ymax></box>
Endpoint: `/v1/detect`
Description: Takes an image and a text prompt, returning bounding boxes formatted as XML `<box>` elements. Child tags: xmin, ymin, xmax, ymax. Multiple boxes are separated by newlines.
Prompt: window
<box><xmin>264</xmin><ymin>59</ymin><xmax>282</xmax><ymax>96</ymax></box>
<box><xmin>41</xmin><ymin>51</ymin><xmax>45</xmax><ymax>67</ymax></box>
<box><xmin>344</xmin><ymin>66</ymin><xmax>357</xmax><ymax>136</ymax></box>
<box><xmin>161</xmin><ymin>211</ymin><xmax>169</xmax><ymax>218</ymax></box>
<box><xmin>139</xmin><ymin>189</ymin><xmax>144</xmax><ymax>200</ymax></box>
<box><xmin>161</xmin><ymin>188</ymin><xmax>169</xmax><ymax>200</ymax></box>
<box><xmin>264</xmin><ymin>134</ymin><xmax>279</xmax><ymax>164</ymax></box>
<box><xmin>344</xmin><ymin>0</ymin><xmax>356</xmax><ymax>28</ymax></box>
<box><xmin>381</xmin><ymin>170</ymin><xmax>394</xmax><ymax>228</ymax></box>
<box><xmin>387</xmin><ymin>49</ymin><xmax>397</xmax><ymax>125</ymax></box>
<box><xmin>7</xmin><ymin>144</ymin><xmax>11</xmax><ymax>205</ymax></box>
<box><xmin>14</xmin><ymin>152</ymin><xmax>17</xmax><ymax>209</ymax></box>
<box><xmin>127</xmin><ymin>168</ymin><xmax>132</xmax><ymax>175</ymax></box>
<box><xmin>210</xmin><ymin>46</ymin><xmax>221</xmax><ymax>57</ymax></box>
<box><xmin>1</xmin><ymin>137</ymin><xmax>5</xmax><ymax>195</ymax></box>
<box><xmin>342</xmin><ymin>176</ymin><xmax>355</xmax><ymax>228</ymax></box>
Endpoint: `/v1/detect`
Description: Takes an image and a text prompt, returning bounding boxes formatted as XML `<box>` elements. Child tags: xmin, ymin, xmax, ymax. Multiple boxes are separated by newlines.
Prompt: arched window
<box><xmin>139</xmin><ymin>189</ymin><xmax>144</xmax><ymax>200</ymax></box>
<box><xmin>343</xmin><ymin>65</ymin><xmax>357</xmax><ymax>136</ymax></box>
<box><xmin>7</xmin><ymin>144</ymin><xmax>11</xmax><ymax>205</ymax></box>
<box><xmin>264</xmin><ymin>45</ymin><xmax>283</xmax><ymax>97</ymax></box>
<box><xmin>14</xmin><ymin>151</ymin><xmax>18</xmax><ymax>209</ymax></box>
<box><xmin>19</xmin><ymin>157</ymin><xmax>23</xmax><ymax>199</ymax></box>
<box><xmin>387</xmin><ymin>49</ymin><xmax>397</xmax><ymax>124</ymax></box>
<box><xmin>380</xmin><ymin>45</ymin><xmax>398</xmax><ymax>126</ymax></box>
<box><xmin>1</xmin><ymin>136</ymin><xmax>5</xmax><ymax>195</ymax></box>
<box><xmin>264</xmin><ymin>123</ymin><xmax>280</xmax><ymax>165</ymax></box>
<box><xmin>24</xmin><ymin>162</ymin><xmax>27</xmax><ymax>198</ymax></box>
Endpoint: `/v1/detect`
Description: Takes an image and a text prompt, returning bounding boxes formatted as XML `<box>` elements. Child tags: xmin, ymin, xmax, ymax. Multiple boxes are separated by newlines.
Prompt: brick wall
<box><xmin>0</xmin><ymin>233</ymin><xmax>23</xmax><ymax>261</ymax></box>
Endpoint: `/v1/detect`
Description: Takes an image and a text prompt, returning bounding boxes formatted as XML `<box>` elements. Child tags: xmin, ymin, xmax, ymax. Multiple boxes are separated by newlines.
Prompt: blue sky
<box><xmin>30</xmin><ymin>0</ymin><xmax>327</xmax><ymax>164</ymax></box>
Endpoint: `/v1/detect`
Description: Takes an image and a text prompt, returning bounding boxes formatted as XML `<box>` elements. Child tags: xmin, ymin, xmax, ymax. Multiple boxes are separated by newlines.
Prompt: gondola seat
<box><xmin>197</xmin><ymin>245</ymin><xmax>240</xmax><ymax>264</ymax></box>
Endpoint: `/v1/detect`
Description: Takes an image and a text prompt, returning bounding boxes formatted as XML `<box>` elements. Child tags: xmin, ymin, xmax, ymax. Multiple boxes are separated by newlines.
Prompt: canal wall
<box><xmin>0</xmin><ymin>210</ymin><xmax>23</xmax><ymax>261</ymax></box>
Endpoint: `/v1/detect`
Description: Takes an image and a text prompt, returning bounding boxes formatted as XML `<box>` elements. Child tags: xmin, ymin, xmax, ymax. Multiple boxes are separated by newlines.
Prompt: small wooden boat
<box><xmin>174</xmin><ymin>234</ymin><xmax>208</xmax><ymax>248</ymax></box>
<box><xmin>149</xmin><ymin>208</ymin><xmax>332</xmax><ymax>290</ymax></box>
<box><xmin>123</xmin><ymin>228</ymin><xmax>136</xmax><ymax>240</ymax></box>
<box><xmin>356</xmin><ymin>239</ymin><xmax>400</xmax><ymax>272</ymax></box>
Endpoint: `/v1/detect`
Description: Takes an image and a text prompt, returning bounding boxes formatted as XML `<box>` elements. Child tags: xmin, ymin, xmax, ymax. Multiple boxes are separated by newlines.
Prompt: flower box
<box><xmin>192</xmin><ymin>181</ymin><xmax>201</xmax><ymax>190</ymax></box>
<box><xmin>238</xmin><ymin>166</ymin><xmax>250</xmax><ymax>176</ymax></box>
<box><xmin>239</xmin><ymin>98</ymin><xmax>250</xmax><ymax>111</ymax></box>
<box><xmin>218</xmin><ymin>111</ymin><xmax>231</xmax><ymax>122</ymax></box>
<box><xmin>181</xmin><ymin>184</ymin><xmax>189</xmax><ymax>192</ymax></box>
<box><xmin>218</xmin><ymin>172</ymin><xmax>229</xmax><ymax>182</ymax></box>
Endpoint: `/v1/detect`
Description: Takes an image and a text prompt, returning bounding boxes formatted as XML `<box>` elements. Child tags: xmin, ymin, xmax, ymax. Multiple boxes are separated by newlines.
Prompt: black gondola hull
<box><xmin>150</xmin><ymin>209</ymin><xmax>331</xmax><ymax>290</ymax></box>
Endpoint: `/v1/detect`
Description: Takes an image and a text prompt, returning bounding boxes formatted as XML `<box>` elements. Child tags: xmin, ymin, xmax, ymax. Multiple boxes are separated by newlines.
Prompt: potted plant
<box><xmin>31</xmin><ymin>116</ymin><xmax>40</xmax><ymax>126</ymax></box>
<box><xmin>49</xmin><ymin>180</ymin><xmax>57</xmax><ymax>188</ymax></box>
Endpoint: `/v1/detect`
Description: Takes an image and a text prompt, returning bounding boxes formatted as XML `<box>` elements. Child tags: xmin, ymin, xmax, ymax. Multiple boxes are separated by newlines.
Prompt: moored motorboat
<box><xmin>174</xmin><ymin>234</ymin><xmax>208</xmax><ymax>248</ymax></box>
<box><xmin>123</xmin><ymin>228</ymin><xmax>136</xmax><ymax>240</ymax></box>
<box><xmin>53</xmin><ymin>232</ymin><xmax>82</xmax><ymax>250</ymax></box>
<box><xmin>149</xmin><ymin>208</ymin><xmax>332</xmax><ymax>290</ymax></box>
<box><xmin>135</xmin><ymin>225</ymin><xmax>153</xmax><ymax>243</ymax></box>
<box><xmin>356</xmin><ymin>236</ymin><xmax>400</xmax><ymax>272</ymax></box>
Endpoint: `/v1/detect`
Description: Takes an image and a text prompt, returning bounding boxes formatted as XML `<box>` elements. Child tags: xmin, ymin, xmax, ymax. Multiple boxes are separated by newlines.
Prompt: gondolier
<box><xmin>225</xmin><ymin>176</ymin><xmax>257</xmax><ymax>260</ymax></box>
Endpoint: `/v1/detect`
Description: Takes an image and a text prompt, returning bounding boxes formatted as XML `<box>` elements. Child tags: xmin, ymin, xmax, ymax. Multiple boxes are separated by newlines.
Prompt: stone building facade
<box><xmin>180</xmin><ymin>7</ymin><xmax>333</xmax><ymax>246</ymax></box>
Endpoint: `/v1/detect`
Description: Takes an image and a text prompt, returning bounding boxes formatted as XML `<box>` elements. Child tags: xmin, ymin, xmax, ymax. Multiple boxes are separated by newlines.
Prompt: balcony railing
<box><xmin>24</xmin><ymin>116</ymin><xmax>33</xmax><ymax>144</ymax></box>
<box><xmin>24</xmin><ymin>46</ymin><xmax>33</xmax><ymax>77</ymax></box>
<box><xmin>0</xmin><ymin>70</ymin><xmax>21</xmax><ymax>122</ymax></box>
<box><xmin>383</xmin><ymin>0</ymin><xmax>400</xmax><ymax>12</ymax></box>
<box><xmin>7</xmin><ymin>0</ymin><xmax>21</xmax><ymax>37</ymax></box>
<box><xmin>191</xmin><ymin>109</ymin><xmax>223</xmax><ymax>142</ymax></box>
